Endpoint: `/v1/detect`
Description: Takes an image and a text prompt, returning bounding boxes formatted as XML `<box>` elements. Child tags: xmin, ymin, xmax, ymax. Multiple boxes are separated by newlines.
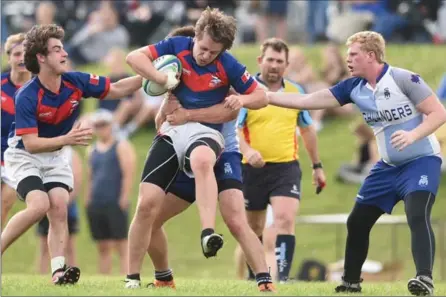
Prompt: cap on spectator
<box><xmin>91</xmin><ymin>109</ymin><xmax>114</xmax><ymax>124</ymax></box>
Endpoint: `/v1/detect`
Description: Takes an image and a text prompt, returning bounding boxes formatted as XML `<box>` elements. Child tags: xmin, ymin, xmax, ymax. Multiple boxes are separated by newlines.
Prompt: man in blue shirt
<box><xmin>267</xmin><ymin>31</ymin><xmax>446</xmax><ymax>296</ymax></box>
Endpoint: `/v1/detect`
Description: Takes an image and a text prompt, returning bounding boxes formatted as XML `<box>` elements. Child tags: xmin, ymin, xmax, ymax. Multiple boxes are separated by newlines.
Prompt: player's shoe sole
<box><xmin>408</xmin><ymin>277</ymin><xmax>434</xmax><ymax>296</ymax></box>
<box><xmin>147</xmin><ymin>280</ymin><xmax>176</xmax><ymax>289</ymax></box>
<box><xmin>53</xmin><ymin>266</ymin><xmax>80</xmax><ymax>285</ymax></box>
<box><xmin>202</xmin><ymin>233</ymin><xmax>224</xmax><ymax>258</ymax></box>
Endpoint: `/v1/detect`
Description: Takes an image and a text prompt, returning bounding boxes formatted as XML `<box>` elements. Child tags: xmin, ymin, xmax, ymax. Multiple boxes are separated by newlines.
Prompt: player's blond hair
<box><xmin>4</xmin><ymin>33</ymin><xmax>26</xmax><ymax>55</ymax></box>
<box><xmin>346</xmin><ymin>31</ymin><xmax>385</xmax><ymax>63</ymax></box>
<box><xmin>195</xmin><ymin>7</ymin><xmax>237</xmax><ymax>51</ymax></box>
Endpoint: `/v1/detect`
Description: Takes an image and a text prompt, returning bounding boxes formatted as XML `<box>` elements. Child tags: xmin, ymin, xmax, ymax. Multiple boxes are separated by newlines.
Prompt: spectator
<box><xmin>437</xmin><ymin>73</ymin><xmax>446</xmax><ymax>101</ymax></box>
<box><xmin>66</xmin><ymin>1</ymin><xmax>129</xmax><ymax>66</ymax></box>
<box><xmin>252</xmin><ymin>0</ymin><xmax>289</xmax><ymax>41</ymax></box>
<box><xmin>36</xmin><ymin>148</ymin><xmax>82</xmax><ymax>274</ymax></box>
<box><xmin>85</xmin><ymin>110</ymin><xmax>136</xmax><ymax>274</ymax></box>
<box><xmin>306</xmin><ymin>0</ymin><xmax>329</xmax><ymax>43</ymax></box>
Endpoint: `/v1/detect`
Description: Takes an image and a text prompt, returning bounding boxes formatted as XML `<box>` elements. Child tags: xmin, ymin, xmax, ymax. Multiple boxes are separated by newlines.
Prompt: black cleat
<box><xmin>201</xmin><ymin>233</ymin><xmax>224</xmax><ymax>258</ymax></box>
<box><xmin>52</xmin><ymin>265</ymin><xmax>81</xmax><ymax>285</ymax></box>
<box><xmin>335</xmin><ymin>277</ymin><xmax>362</xmax><ymax>293</ymax></box>
<box><xmin>408</xmin><ymin>275</ymin><xmax>434</xmax><ymax>296</ymax></box>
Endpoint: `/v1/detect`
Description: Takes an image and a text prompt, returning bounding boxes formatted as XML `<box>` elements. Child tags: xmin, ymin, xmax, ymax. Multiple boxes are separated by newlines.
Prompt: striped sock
<box><xmin>155</xmin><ymin>269</ymin><xmax>173</xmax><ymax>282</ymax></box>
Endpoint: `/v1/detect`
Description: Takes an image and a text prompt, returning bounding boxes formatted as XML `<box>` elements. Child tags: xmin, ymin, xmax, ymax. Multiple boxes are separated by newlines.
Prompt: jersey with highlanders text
<box><xmin>330</xmin><ymin>63</ymin><xmax>439</xmax><ymax>165</ymax></box>
<box><xmin>8</xmin><ymin>72</ymin><xmax>110</xmax><ymax>151</ymax></box>
<box><xmin>147</xmin><ymin>36</ymin><xmax>258</xmax><ymax>131</ymax></box>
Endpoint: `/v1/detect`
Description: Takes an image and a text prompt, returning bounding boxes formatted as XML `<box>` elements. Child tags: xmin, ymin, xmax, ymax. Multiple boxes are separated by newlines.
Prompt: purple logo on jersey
<box><xmin>411</xmin><ymin>74</ymin><xmax>421</xmax><ymax>84</ymax></box>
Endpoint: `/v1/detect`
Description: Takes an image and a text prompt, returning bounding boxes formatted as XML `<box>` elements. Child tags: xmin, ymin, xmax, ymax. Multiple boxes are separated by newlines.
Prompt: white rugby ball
<box><xmin>142</xmin><ymin>55</ymin><xmax>182</xmax><ymax>96</ymax></box>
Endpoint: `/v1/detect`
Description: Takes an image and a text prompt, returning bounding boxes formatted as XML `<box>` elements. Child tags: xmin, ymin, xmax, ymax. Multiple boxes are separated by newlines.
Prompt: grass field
<box><xmin>2</xmin><ymin>44</ymin><xmax>446</xmax><ymax>295</ymax></box>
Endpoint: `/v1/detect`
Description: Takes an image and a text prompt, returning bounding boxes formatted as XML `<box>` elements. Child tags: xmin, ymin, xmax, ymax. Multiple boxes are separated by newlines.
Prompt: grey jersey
<box><xmin>330</xmin><ymin>64</ymin><xmax>439</xmax><ymax>165</ymax></box>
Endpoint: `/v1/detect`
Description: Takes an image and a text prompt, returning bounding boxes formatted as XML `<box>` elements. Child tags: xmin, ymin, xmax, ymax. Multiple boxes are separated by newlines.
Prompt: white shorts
<box><xmin>159</xmin><ymin>121</ymin><xmax>225</xmax><ymax>178</ymax></box>
<box><xmin>265</xmin><ymin>204</ymin><xmax>274</xmax><ymax>228</ymax></box>
<box><xmin>1</xmin><ymin>164</ymin><xmax>14</xmax><ymax>188</ymax></box>
<box><xmin>4</xmin><ymin>146</ymin><xmax>73</xmax><ymax>199</ymax></box>
<box><xmin>144</xmin><ymin>93</ymin><xmax>164</xmax><ymax>108</ymax></box>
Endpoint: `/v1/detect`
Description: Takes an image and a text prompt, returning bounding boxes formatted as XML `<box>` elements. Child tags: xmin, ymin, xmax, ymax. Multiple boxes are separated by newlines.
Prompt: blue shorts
<box><xmin>167</xmin><ymin>152</ymin><xmax>243</xmax><ymax>203</ymax></box>
<box><xmin>357</xmin><ymin>156</ymin><xmax>442</xmax><ymax>214</ymax></box>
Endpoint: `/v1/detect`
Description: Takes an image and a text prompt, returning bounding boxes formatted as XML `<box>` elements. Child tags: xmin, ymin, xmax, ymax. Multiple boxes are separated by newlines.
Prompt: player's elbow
<box><xmin>22</xmin><ymin>138</ymin><xmax>38</xmax><ymax>154</ymax></box>
<box><xmin>126</xmin><ymin>51</ymin><xmax>140</xmax><ymax>68</ymax></box>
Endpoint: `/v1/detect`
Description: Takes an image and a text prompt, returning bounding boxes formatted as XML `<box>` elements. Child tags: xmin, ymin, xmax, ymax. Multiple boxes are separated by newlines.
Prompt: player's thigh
<box><xmin>141</xmin><ymin>135</ymin><xmax>179</xmax><ymax>192</ymax></box>
<box><xmin>1</xmin><ymin>182</ymin><xmax>16</xmax><ymax>210</ymax></box>
<box><xmin>246</xmin><ymin>210</ymin><xmax>267</xmax><ymax>236</ymax></box>
<box><xmin>398</xmin><ymin>155</ymin><xmax>442</xmax><ymax>199</ymax></box>
<box><xmin>357</xmin><ymin>160</ymin><xmax>399</xmax><ymax>214</ymax></box>
<box><xmin>42</xmin><ymin>149</ymin><xmax>74</xmax><ymax>192</ymax></box>
<box><xmin>4</xmin><ymin>148</ymin><xmax>44</xmax><ymax>201</ymax></box>
<box><xmin>153</xmin><ymin>192</ymin><xmax>191</xmax><ymax>229</ymax></box>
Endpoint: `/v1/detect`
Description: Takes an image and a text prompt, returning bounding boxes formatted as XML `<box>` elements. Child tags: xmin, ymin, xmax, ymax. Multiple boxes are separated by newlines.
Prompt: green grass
<box><xmin>2</xmin><ymin>44</ymin><xmax>446</xmax><ymax>295</ymax></box>
<box><xmin>2</xmin><ymin>275</ymin><xmax>446</xmax><ymax>296</ymax></box>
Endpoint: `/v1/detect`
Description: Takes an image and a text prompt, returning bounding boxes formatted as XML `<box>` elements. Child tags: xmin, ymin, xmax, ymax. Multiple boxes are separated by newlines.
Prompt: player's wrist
<box><xmin>155</xmin><ymin>71</ymin><xmax>167</xmax><ymax>86</ymax></box>
<box><xmin>312</xmin><ymin>162</ymin><xmax>323</xmax><ymax>170</ymax></box>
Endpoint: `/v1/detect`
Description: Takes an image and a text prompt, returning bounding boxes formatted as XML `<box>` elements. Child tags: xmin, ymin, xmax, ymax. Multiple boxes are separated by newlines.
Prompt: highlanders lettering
<box><xmin>362</xmin><ymin>104</ymin><xmax>413</xmax><ymax>123</ymax></box>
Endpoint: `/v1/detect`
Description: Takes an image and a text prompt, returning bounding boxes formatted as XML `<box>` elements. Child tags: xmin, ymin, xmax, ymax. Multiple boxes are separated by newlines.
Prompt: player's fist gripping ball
<box><xmin>143</xmin><ymin>55</ymin><xmax>182</xmax><ymax>96</ymax></box>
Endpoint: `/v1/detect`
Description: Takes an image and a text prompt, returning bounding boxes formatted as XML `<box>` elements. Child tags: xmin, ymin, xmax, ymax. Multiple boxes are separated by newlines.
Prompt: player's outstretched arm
<box><xmin>240</xmin><ymin>87</ymin><xmax>269</xmax><ymax>110</ymax></box>
<box><xmin>267</xmin><ymin>89</ymin><xmax>341</xmax><ymax>110</ymax></box>
<box><xmin>104</xmin><ymin>76</ymin><xmax>143</xmax><ymax>100</ymax></box>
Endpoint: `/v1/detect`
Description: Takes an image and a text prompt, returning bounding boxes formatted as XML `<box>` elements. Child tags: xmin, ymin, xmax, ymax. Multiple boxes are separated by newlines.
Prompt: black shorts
<box><xmin>243</xmin><ymin>161</ymin><xmax>302</xmax><ymax>211</ymax></box>
<box><xmin>37</xmin><ymin>215</ymin><xmax>79</xmax><ymax>236</ymax></box>
<box><xmin>86</xmin><ymin>204</ymin><xmax>128</xmax><ymax>241</ymax></box>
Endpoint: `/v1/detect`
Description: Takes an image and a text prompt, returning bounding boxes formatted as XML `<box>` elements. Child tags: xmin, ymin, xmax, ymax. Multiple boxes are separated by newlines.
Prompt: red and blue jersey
<box><xmin>8</xmin><ymin>72</ymin><xmax>110</xmax><ymax>151</ymax></box>
<box><xmin>1</xmin><ymin>72</ymin><xmax>19</xmax><ymax>164</ymax></box>
<box><xmin>147</xmin><ymin>36</ymin><xmax>258</xmax><ymax>130</ymax></box>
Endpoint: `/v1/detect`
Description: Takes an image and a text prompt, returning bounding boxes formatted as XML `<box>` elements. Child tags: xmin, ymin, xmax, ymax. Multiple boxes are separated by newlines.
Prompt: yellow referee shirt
<box><xmin>237</xmin><ymin>74</ymin><xmax>312</xmax><ymax>164</ymax></box>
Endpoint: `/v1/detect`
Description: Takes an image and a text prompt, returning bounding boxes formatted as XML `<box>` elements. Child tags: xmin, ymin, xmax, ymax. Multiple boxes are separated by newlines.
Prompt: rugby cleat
<box><xmin>124</xmin><ymin>278</ymin><xmax>141</xmax><ymax>289</ymax></box>
<box><xmin>258</xmin><ymin>282</ymin><xmax>276</xmax><ymax>292</ymax></box>
<box><xmin>147</xmin><ymin>279</ymin><xmax>176</xmax><ymax>289</ymax></box>
<box><xmin>408</xmin><ymin>275</ymin><xmax>434</xmax><ymax>296</ymax></box>
<box><xmin>52</xmin><ymin>265</ymin><xmax>81</xmax><ymax>285</ymax></box>
<box><xmin>334</xmin><ymin>277</ymin><xmax>362</xmax><ymax>293</ymax></box>
<box><xmin>201</xmin><ymin>233</ymin><xmax>224</xmax><ymax>258</ymax></box>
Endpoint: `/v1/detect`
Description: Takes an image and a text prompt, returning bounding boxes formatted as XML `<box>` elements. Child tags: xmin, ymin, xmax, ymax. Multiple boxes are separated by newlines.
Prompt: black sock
<box><xmin>155</xmin><ymin>269</ymin><xmax>173</xmax><ymax>282</ymax></box>
<box><xmin>276</xmin><ymin>234</ymin><xmax>295</xmax><ymax>282</ymax></box>
<box><xmin>201</xmin><ymin>228</ymin><xmax>214</xmax><ymax>239</ymax></box>
<box><xmin>344</xmin><ymin>203</ymin><xmax>383</xmax><ymax>282</ymax></box>
<box><xmin>405</xmin><ymin>191</ymin><xmax>436</xmax><ymax>279</ymax></box>
<box><xmin>247</xmin><ymin>235</ymin><xmax>263</xmax><ymax>280</ymax></box>
<box><xmin>127</xmin><ymin>273</ymin><xmax>140</xmax><ymax>281</ymax></box>
<box><xmin>256</xmin><ymin>272</ymin><xmax>272</xmax><ymax>286</ymax></box>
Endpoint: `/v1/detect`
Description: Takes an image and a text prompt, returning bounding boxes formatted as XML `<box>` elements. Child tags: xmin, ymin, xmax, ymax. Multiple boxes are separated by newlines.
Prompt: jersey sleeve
<box><xmin>225</xmin><ymin>54</ymin><xmax>258</xmax><ymax>95</ymax></box>
<box><xmin>147</xmin><ymin>37</ymin><xmax>178</xmax><ymax>60</ymax></box>
<box><xmin>237</xmin><ymin>108</ymin><xmax>248</xmax><ymax>128</ymax></box>
<box><xmin>15</xmin><ymin>94</ymin><xmax>38</xmax><ymax>136</ymax></box>
<box><xmin>297</xmin><ymin>110</ymin><xmax>313</xmax><ymax>128</ymax></box>
<box><xmin>392</xmin><ymin>67</ymin><xmax>434</xmax><ymax>105</ymax></box>
<box><xmin>329</xmin><ymin>77</ymin><xmax>361</xmax><ymax>106</ymax></box>
<box><xmin>437</xmin><ymin>74</ymin><xmax>446</xmax><ymax>100</ymax></box>
<box><xmin>68</xmin><ymin>72</ymin><xmax>110</xmax><ymax>99</ymax></box>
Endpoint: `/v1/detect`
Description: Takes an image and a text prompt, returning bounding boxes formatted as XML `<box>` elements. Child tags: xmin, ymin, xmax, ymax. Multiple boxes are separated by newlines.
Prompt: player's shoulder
<box><xmin>218</xmin><ymin>51</ymin><xmax>244</xmax><ymax>68</ymax></box>
<box><xmin>15</xmin><ymin>77</ymin><xmax>38</xmax><ymax>102</ymax></box>
<box><xmin>1</xmin><ymin>71</ymin><xmax>10</xmax><ymax>82</ymax></box>
<box><xmin>389</xmin><ymin>66</ymin><xmax>422</xmax><ymax>83</ymax></box>
<box><xmin>62</xmin><ymin>71</ymin><xmax>83</xmax><ymax>83</ymax></box>
<box><xmin>168</xmin><ymin>36</ymin><xmax>193</xmax><ymax>51</ymax></box>
<box><xmin>337</xmin><ymin>76</ymin><xmax>364</xmax><ymax>90</ymax></box>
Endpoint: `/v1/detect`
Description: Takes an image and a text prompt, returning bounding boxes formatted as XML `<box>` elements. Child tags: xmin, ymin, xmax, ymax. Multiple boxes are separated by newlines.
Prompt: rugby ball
<box><xmin>142</xmin><ymin>55</ymin><xmax>182</xmax><ymax>96</ymax></box>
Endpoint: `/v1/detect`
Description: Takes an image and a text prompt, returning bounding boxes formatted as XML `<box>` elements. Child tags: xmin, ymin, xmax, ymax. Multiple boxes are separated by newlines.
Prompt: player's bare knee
<box><xmin>274</xmin><ymin>212</ymin><xmax>295</xmax><ymax>234</ymax></box>
<box><xmin>135</xmin><ymin>194</ymin><xmax>161</xmax><ymax>218</ymax></box>
<box><xmin>47</xmin><ymin>204</ymin><xmax>68</xmax><ymax>223</ymax></box>
<box><xmin>190</xmin><ymin>146</ymin><xmax>216</xmax><ymax>174</ymax></box>
<box><xmin>26</xmin><ymin>192</ymin><xmax>50</xmax><ymax>217</ymax></box>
